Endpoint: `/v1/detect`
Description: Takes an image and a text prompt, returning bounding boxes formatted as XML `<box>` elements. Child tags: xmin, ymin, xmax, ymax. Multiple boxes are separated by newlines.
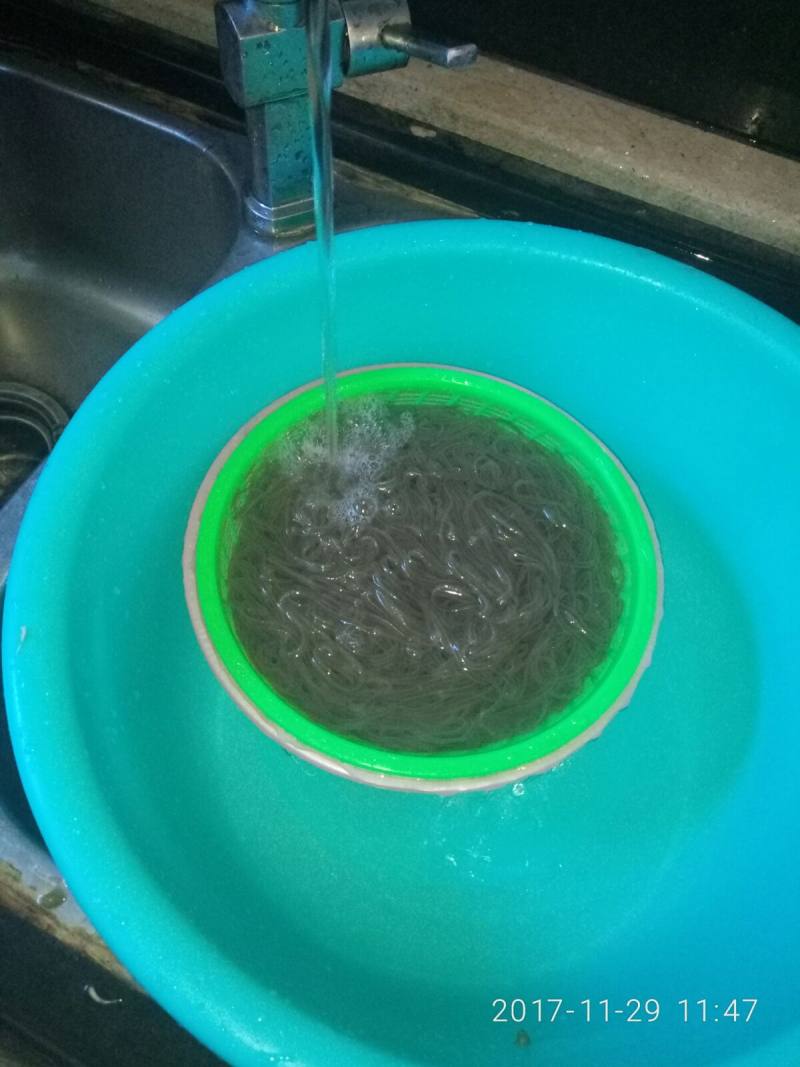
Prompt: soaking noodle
<box><xmin>226</xmin><ymin>397</ymin><xmax>623</xmax><ymax>753</ymax></box>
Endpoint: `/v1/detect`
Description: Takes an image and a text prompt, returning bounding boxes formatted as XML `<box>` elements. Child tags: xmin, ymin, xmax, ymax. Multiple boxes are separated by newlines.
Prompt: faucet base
<box><xmin>244</xmin><ymin>192</ymin><xmax>315</xmax><ymax>239</ymax></box>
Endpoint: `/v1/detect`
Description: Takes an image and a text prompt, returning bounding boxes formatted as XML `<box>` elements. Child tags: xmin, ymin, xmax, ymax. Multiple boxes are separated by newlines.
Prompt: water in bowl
<box><xmin>225</xmin><ymin>395</ymin><xmax>623</xmax><ymax>753</ymax></box>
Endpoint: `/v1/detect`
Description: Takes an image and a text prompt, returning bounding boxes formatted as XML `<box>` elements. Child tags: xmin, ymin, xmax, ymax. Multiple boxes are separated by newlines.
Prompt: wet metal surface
<box><xmin>0</xmin><ymin>54</ymin><xmax>242</xmax><ymax>413</ymax></box>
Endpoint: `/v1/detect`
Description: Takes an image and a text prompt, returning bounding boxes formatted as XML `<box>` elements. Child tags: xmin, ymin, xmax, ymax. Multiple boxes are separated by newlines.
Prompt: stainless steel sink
<box><xmin>0</xmin><ymin>53</ymin><xmax>243</xmax><ymax>415</ymax></box>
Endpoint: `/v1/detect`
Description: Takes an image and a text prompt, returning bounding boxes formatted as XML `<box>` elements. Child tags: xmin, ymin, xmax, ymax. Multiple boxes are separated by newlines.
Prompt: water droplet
<box><xmin>37</xmin><ymin>885</ymin><xmax>67</xmax><ymax>910</ymax></box>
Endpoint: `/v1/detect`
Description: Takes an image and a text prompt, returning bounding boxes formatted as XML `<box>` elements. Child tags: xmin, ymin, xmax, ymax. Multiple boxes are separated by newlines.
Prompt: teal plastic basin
<box><xmin>4</xmin><ymin>220</ymin><xmax>800</xmax><ymax>1066</ymax></box>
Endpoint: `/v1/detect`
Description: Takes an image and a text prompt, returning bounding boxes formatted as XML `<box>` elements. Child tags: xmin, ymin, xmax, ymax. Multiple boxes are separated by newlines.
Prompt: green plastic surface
<box><xmin>193</xmin><ymin>364</ymin><xmax>660</xmax><ymax>780</ymax></box>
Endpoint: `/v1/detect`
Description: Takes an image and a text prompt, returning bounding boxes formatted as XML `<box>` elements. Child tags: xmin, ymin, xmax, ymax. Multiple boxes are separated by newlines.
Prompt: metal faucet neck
<box><xmin>216</xmin><ymin>0</ymin><xmax>476</xmax><ymax>238</ymax></box>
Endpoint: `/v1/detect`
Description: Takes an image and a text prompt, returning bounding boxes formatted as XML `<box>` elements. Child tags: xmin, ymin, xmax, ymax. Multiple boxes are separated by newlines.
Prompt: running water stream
<box><xmin>305</xmin><ymin>0</ymin><xmax>339</xmax><ymax>460</ymax></box>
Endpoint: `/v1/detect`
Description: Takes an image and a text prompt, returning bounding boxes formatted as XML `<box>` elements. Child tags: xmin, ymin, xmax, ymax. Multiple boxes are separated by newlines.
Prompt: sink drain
<box><xmin>0</xmin><ymin>383</ymin><xmax>68</xmax><ymax>503</ymax></box>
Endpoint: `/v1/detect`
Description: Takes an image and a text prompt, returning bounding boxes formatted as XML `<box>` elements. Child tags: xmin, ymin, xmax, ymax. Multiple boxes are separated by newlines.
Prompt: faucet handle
<box><xmin>379</xmin><ymin>28</ymin><xmax>477</xmax><ymax>70</ymax></box>
<box><xmin>342</xmin><ymin>0</ymin><xmax>476</xmax><ymax>77</ymax></box>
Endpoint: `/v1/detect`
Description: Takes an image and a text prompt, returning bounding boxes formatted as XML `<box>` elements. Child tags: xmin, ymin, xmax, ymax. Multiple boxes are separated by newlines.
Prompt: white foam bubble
<box><xmin>286</xmin><ymin>397</ymin><xmax>415</xmax><ymax>528</ymax></box>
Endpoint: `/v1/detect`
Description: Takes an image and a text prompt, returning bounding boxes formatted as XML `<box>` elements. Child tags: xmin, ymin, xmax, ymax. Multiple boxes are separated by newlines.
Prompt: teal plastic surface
<box><xmin>4</xmin><ymin>220</ymin><xmax>800</xmax><ymax>1066</ymax></box>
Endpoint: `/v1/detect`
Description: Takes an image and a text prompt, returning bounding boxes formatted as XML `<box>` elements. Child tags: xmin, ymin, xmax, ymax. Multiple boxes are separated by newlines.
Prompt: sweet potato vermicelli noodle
<box><xmin>226</xmin><ymin>397</ymin><xmax>623</xmax><ymax>752</ymax></box>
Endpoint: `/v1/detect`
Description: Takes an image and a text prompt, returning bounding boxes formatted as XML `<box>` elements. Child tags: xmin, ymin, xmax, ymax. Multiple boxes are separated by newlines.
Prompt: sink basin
<box><xmin>0</xmin><ymin>53</ymin><xmax>242</xmax><ymax>415</ymax></box>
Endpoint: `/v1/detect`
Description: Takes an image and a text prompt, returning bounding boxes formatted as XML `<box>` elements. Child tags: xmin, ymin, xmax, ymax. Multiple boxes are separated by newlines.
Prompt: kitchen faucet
<box><xmin>215</xmin><ymin>0</ymin><xmax>477</xmax><ymax>237</ymax></box>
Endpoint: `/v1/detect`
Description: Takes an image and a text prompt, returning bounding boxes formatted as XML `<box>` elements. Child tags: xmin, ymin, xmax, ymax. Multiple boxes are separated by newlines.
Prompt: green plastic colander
<box><xmin>183</xmin><ymin>363</ymin><xmax>662</xmax><ymax>792</ymax></box>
